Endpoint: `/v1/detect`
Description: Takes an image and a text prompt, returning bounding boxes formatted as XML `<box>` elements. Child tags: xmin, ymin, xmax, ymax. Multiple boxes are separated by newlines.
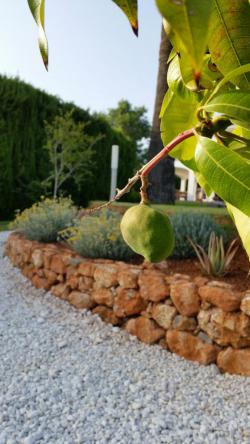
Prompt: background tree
<box><xmin>147</xmin><ymin>26</ymin><xmax>174</xmax><ymax>204</ymax></box>
<box><xmin>43</xmin><ymin>111</ymin><xmax>103</xmax><ymax>198</ymax></box>
<box><xmin>105</xmin><ymin>99</ymin><xmax>151</xmax><ymax>165</ymax></box>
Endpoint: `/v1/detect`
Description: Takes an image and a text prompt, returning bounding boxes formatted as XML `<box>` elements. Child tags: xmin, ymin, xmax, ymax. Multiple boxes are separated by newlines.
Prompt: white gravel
<box><xmin>0</xmin><ymin>231</ymin><xmax>250</xmax><ymax>444</ymax></box>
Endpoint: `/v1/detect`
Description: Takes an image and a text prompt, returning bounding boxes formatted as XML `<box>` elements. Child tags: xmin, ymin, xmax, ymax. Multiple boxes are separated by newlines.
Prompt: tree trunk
<box><xmin>148</xmin><ymin>26</ymin><xmax>175</xmax><ymax>204</ymax></box>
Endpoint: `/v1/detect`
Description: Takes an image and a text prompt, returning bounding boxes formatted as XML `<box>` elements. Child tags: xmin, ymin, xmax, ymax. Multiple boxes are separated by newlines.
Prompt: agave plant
<box><xmin>189</xmin><ymin>232</ymin><xmax>239</xmax><ymax>277</ymax></box>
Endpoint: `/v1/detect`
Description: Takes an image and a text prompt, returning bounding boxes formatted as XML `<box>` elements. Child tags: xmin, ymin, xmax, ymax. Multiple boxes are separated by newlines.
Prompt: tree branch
<box><xmin>85</xmin><ymin>128</ymin><xmax>195</xmax><ymax>215</ymax></box>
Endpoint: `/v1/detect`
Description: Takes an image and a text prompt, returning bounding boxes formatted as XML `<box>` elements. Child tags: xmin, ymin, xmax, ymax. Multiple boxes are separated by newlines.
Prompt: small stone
<box><xmin>31</xmin><ymin>249</ymin><xmax>43</xmax><ymax>268</ymax></box>
<box><xmin>172</xmin><ymin>315</ymin><xmax>197</xmax><ymax>332</ymax></box>
<box><xmin>197</xmin><ymin>331</ymin><xmax>213</xmax><ymax>344</ymax></box>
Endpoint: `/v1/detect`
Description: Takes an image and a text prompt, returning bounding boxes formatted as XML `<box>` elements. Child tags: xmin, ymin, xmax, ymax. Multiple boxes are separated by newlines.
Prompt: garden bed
<box><xmin>166</xmin><ymin>246</ymin><xmax>250</xmax><ymax>292</ymax></box>
<box><xmin>6</xmin><ymin>233</ymin><xmax>250</xmax><ymax>376</ymax></box>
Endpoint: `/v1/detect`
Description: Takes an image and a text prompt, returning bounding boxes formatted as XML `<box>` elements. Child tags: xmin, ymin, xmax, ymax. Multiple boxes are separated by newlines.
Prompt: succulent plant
<box><xmin>189</xmin><ymin>232</ymin><xmax>238</xmax><ymax>276</ymax></box>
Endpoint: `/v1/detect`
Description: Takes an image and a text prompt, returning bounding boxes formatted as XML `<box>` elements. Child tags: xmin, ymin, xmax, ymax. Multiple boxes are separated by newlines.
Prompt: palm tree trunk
<box><xmin>148</xmin><ymin>26</ymin><xmax>175</xmax><ymax>204</ymax></box>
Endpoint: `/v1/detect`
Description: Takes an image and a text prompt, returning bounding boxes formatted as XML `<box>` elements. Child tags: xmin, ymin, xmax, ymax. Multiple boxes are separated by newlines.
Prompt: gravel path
<box><xmin>0</xmin><ymin>231</ymin><xmax>250</xmax><ymax>444</ymax></box>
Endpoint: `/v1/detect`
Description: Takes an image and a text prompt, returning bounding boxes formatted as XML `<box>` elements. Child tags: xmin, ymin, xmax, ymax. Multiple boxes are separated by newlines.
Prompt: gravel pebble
<box><xmin>0</xmin><ymin>231</ymin><xmax>250</xmax><ymax>444</ymax></box>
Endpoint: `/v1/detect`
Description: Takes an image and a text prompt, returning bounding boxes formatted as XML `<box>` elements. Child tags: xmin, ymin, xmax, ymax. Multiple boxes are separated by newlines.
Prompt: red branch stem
<box><xmin>139</xmin><ymin>128</ymin><xmax>195</xmax><ymax>177</ymax></box>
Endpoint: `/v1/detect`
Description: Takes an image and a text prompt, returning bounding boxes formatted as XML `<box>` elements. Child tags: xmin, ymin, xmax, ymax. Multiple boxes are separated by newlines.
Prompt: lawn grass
<box><xmin>90</xmin><ymin>200</ymin><xmax>229</xmax><ymax>217</ymax></box>
<box><xmin>0</xmin><ymin>221</ymin><xmax>11</xmax><ymax>231</ymax></box>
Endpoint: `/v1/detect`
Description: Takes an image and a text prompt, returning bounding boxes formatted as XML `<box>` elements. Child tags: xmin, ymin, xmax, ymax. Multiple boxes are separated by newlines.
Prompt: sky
<box><xmin>0</xmin><ymin>1</ymin><xmax>162</xmax><ymax>120</ymax></box>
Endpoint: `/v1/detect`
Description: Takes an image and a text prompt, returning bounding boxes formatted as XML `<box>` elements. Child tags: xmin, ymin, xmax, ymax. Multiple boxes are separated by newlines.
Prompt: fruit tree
<box><xmin>28</xmin><ymin>0</ymin><xmax>250</xmax><ymax>262</ymax></box>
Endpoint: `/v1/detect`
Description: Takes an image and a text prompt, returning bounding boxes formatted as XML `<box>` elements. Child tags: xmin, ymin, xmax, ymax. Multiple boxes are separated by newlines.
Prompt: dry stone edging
<box><xmin>6</xmin><ymin>233</ymin><xmax>250</xmax><ymax>376</ymax></box>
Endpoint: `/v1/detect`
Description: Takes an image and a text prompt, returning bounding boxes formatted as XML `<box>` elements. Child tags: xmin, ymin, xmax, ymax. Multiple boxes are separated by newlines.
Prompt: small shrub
<box><xmin>62</xmin><ymin>209</ymin><xmax>134</xmax><ymax>261</ymax></box>
<box><xmin>169</xmin><ymin>212</ymin><xmax>226</xmax><ymax>259</ymax></box>
<box><xmin>11</xmin><ymin>197</ymin><xmax>77</xmax><ymax>242</ymax></box>
<box><xmin>189</xmin><ymin>232</ymin><xmax>238</xmax><ymax>276</ymax></box>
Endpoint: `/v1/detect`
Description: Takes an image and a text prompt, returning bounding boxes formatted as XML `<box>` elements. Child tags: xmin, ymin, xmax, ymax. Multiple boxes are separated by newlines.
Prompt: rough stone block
<box><xmin>199</xmin><ymin>284</ymin><xmax>242</xmax><ymax>312</ymax></box>
<box><xmin>166</xmin><ymin>329</ymin><xmax>219</xmax><ymax>365</ymax></box>
<box><xmin>151</xmin><ymin>303</ymin><xmax>177</xmax><ymax>329</ymax></box>
<box><xmin>94</xmin><ymin>264</ymin><xmax>118</xmax><ymax>288</ymax></box>
<box><xmin>68</xmin><ymin>291</ymin><xmax>94</xmax><ymax>309</ymax></box>
<box><xmin>31</xmin><ymin>250</ymin><xmax>43</xmax><ymax>268</ymax></box>
<box><xmin>50</xmin><ymin>255</ymin><xmax>66</xmax><ymax>275</ymax></box>
<box><xmin>92</xmin><ymin>288</ymin><xmax>115</xmax><ymax>308</ymax></box>
<box><xmin>217</xmin><ymin>347</ymin><xmax>250</xmax><ymax>376</ymax></box>
<box><xmin>117</xmin><ymin>267</ymin><xmax>140</xmax><ymax>289</ymax></box>
<box><xmin>78</xmin><ymin>262</ymin><xmax>96</xmax><ymax>277</ymax></box>
<box><xmin>125</xmin><ymin>317</ymin><xmax>165</xmax><ymax>344</ymax></box>
<box><xmin>50</xmin><ymin>283</ymin><xmax>71</xmax><ymax>300</ymax></box>
<box><xmin>113</xmin><ymin>288</ymin><xmax>147</xmax><ymax>317</ymax></box>
<box><xmin>170</xmin><ymin>282</ymin><xmax>200</xmax><ymax>316</ymax></box>
<box><xmin>138</xmin><ymin>270</ymin><xmax>170</xmax><ymax>302</ymax></box>
<box><xmin>241</xmin><ymin>293</ymin><xmax>250</xmax><ymax>316</ymax></box>
<box><xmin>92</xmin><ymin>306</ymin><xmax>121</xmax><ymax>326</ymax></box>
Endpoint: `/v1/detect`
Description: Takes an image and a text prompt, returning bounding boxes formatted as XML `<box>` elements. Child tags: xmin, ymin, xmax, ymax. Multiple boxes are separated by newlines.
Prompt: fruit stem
<box><xmin>140</xmin><ymin>175</ymin><xmax>149</xmax><ymax>204</ymax></box>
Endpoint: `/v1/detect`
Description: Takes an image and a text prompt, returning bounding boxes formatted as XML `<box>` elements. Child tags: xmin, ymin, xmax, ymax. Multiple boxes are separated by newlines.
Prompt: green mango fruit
<box><xmin>120</xmin><ymin>203</ymin><xmax>175</xmax><ymax>262</ymax></box>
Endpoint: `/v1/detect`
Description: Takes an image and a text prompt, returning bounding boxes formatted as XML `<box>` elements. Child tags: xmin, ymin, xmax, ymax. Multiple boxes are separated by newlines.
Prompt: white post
<box><xmin>187</xmin><ymin>171</ymin><xmax>197</xmax><ymax>201</ymax></box>
<box><xmin>180</xmin><ymin>179</ymin><xmax>186</xmax><ymax>192</ymax></box>
<box><xmin>110</xmin><ymin>145</ymin><xmax>119</xmax><ymax>200</ymax></box>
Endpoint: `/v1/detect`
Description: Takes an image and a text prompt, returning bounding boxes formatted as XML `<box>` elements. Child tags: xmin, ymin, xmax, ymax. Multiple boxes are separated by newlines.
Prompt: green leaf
<box><xmin>227</xmin><ymin>203</ymin><xmax>250</xmax><ymax>260</ymax></box>
<box><xmin>168</xmin><ymin>53</ymin><xmax>223</xmax><ymax>92</ymax></box>
<box><xmin>156</xmin><ymin>0</ymin><xmax>213</xmax><ymax>77</ymax></box>
<box><xmin>208</xmin><ymin>0</ymin><xmax>250</xmax><ymax>90</ymax></box>
<box><xmin>112</xmin><ymin>0</ymin><xmax>138</xmax><ymax>35</ymax></box>
<box><xmin>27</xmin><ymin>0</ymin><xmax>48</xmax><ymax>70</ymax></box>
<box><xmin>201</xmin><ymin>92</ymin><xmax>250</xmax><ymax>129</ymax></box>
<box><xmin>195</xmin><ymin>172</ymin><xmax>213</xmax><ymax>196</ymax></box>
<box><xmin>206</xmin><ymin>64</ymin><xmax>250</xmax><ymax>103</ymax></box>
<box><xmin>226</xmin><ymin>140</ymin><xmax>250</xmax><ymax>162</ymax></box>
<box><xmin>167</xmin><ymin>54</ymin><xmax>196</xmax><ymax>91</ymax></box>
<box><xmin>160</xmin><ymin>85</ymin><xmax>200</xmax><ymax>162</ymax></box>
<box><xmin>195</xmin><ymin>137</ymin><xmax>250</xmax><ymax>217</ymax></box>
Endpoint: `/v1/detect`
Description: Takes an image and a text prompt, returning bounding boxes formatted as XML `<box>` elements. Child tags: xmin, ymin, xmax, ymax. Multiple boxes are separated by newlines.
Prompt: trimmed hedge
<box><xmin>0</xmin><ymin>76</ymin><xmax>136</xmax><ymax>218</ymax></box>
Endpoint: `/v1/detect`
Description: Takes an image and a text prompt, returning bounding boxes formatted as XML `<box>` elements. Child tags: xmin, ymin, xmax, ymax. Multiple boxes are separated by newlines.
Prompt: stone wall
<box><xmin>6</xmin><ymin>233</ymin><xmax>250</xmax><ymax>376</ymax></box>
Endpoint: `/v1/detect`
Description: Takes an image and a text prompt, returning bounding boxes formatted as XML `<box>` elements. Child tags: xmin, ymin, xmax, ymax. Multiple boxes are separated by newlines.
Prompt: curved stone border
<box><xmin>6</xmin><ymin>233</ymin><xmax>250</xmax><ymax>376</ymax></box>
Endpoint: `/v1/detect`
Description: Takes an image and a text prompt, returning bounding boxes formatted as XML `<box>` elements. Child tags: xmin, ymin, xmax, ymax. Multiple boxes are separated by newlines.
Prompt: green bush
<box><xmin>169</xmin><ymin>212</ymin><xmax>226</xmax><ymax>259</ymax></box>
<box><xmin>11</xmin><ymin>197</ymin><xmax>77</xmax><ymax>242</ymax></box>
<box><xmin>63</xmin><ymin>209</ymin><xmax>134</xmax><ymax>261</ymax></box>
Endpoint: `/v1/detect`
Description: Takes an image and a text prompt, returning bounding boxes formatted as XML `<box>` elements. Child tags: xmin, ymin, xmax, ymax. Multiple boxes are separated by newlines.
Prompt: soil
<box><xmin>164</xmin><ymin>246</ymin><xmax>249</xmax><ymax>292</ymax></box>
<box><xmin>129</xmin><ymin>245</ymin><xmax>249</xmax><ymax>292</ymax></box>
